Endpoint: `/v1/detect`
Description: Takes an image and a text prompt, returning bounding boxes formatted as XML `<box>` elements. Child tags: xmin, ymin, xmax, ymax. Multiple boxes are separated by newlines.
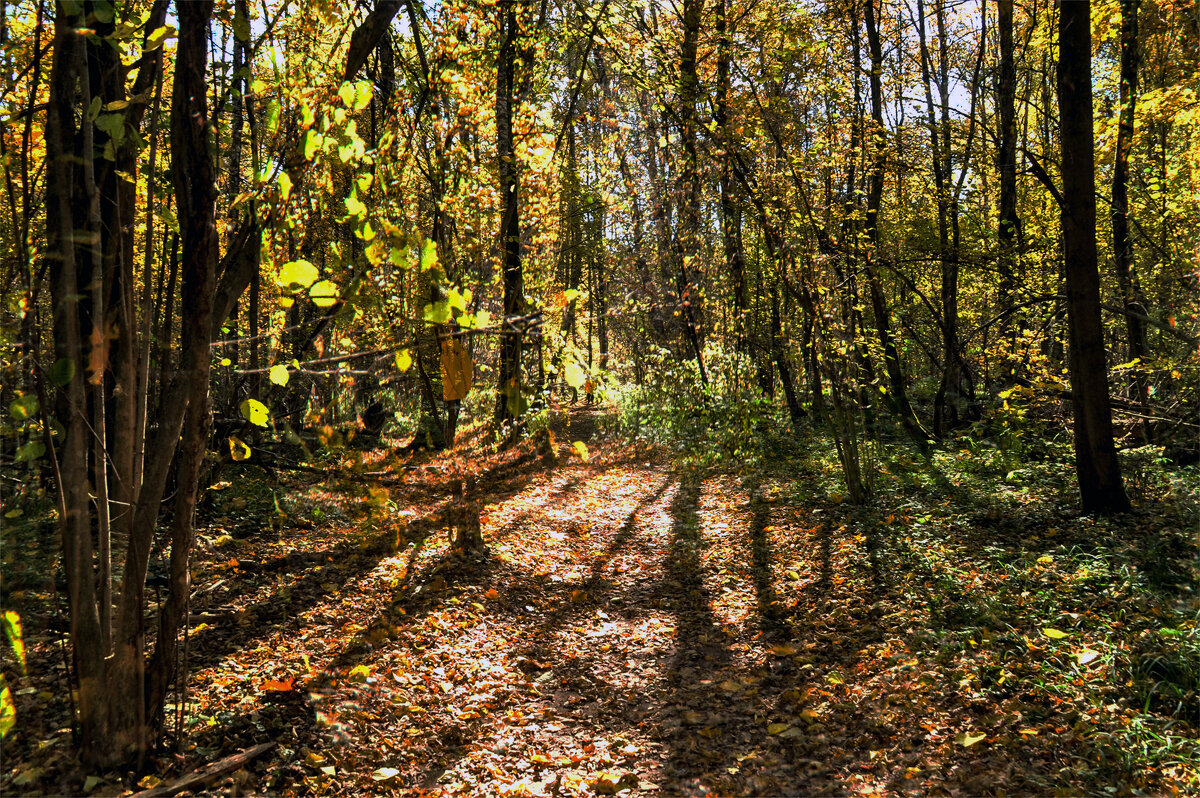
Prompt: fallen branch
<box><xmin>133</xmin><ymin>742</ymin><xmax>277</xmax><ymax>797</ymax></box>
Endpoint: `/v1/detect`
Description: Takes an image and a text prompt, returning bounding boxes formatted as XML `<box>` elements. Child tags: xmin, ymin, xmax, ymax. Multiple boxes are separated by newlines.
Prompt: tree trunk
<box><xmin>46</xmin><ymin>0</ymin><xmax>108</xmax><ymax>759</ymax></box>
<box><xmin>676</xmin><ymin>0</ymin><xmax>708</xmax><ymax>387</ymax></box>
<box><xmin>1111</xmin><ymin>0</ymin><xmax>1151</xmax><ymax>441</ymax></box>
<box><xmin>717</xmin><ymin>0</ymin><xmax>748</xmax><ymax>362</ymax></box>
<box><xmin>996</xmin><ymin>0</ymin><xmax>1019</xmax><ymax>353</ymax></box>
<box><xmin>494</xmin><ymin>0</ymin><xmax>525</xmax><ymax>428</ymax></box>
<box><xmin>862</xmin><ymin>0</ymin><xmax>928</xmax><ymax>449</ymax></box>
<box><xmin>1057</xmin><ymin>0</ymin><xmax>1131</xmax><ymax>514</ymax></box>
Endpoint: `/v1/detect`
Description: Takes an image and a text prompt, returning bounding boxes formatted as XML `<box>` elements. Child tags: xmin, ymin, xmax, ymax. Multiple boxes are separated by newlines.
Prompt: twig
<box><xmin>132</xmin><ymin>742</ymin><xmax>277</xmax><ymax>797</ymax></box>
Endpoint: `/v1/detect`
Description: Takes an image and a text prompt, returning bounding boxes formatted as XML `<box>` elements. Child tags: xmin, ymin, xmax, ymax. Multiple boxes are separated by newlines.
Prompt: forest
<box><xmin>0</xmin><ymin>0</ymin><xmax>1197</xmax><ymax>794</ymax></box>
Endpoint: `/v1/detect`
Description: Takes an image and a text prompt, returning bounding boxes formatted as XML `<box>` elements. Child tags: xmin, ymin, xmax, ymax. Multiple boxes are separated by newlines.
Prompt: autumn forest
<box><xmin>0</xmin><ymin>0</ymin><xmax>1198</xmax><ymax>794</ymax></box>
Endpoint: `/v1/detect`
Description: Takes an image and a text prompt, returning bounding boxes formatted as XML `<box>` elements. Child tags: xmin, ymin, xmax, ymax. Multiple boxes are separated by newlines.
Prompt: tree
<box><xmin>1056</xmin><ymin>0</ymin><xmax>1131</xmax><ymax>514</ymax></box>
<box><xmin>494</xmin><ymin>0</ymin><xmax>526</xmax><ymax>429</ymax></box>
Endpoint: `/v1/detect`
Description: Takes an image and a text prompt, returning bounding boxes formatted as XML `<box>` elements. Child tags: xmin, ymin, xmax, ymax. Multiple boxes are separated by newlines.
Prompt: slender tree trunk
<box><xmin>677</xmin><ymin>0</ymin><xmax>708</xmax><ymax>387</ymax></box>
<box><xmin>1057</xmin><ymin>0</ymin><xmax>1130</xmax><ymax>514</ymax></box>
<box><xmin>997</xmin><ymin>0</ymin><xmax>1019</xmax><ymax>355</ymax></box>
<box><xmin>862</xmin><ymin>0</ymin><xmax>928</xmax><ymax>449</ymax></box>
<box><xmin>46</xmin><ymin>0</ymin><xmax>108</xmax><ymax>760</ymax></box>
<box><xmin>717</xmin><ymin>0</ymin><xmax>748</xmax><ymax>361</ymax></box>
<box><xmin>494</xmin><ymin>0</ymin><xmax>525</xmax><ymax>428</ymax></box>
<box><xmin>1111</xmin><ymin>0</ymin><xmax>1151</xmax><ymax>441</ymax></box>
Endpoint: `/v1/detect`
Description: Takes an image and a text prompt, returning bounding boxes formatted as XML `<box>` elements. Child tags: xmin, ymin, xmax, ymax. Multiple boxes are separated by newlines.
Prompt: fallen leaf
<box><xmin>956</xmin><ymin>731</ymin><xmax>987</xmax><ymax>747</ymax></box>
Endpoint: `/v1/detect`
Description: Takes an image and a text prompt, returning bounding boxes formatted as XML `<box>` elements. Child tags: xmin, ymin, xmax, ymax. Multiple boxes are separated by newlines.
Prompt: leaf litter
<box><xmin>1</xmin><ymin>407</ymin><xmax>1196</xmax><ymax>796</ymax></box>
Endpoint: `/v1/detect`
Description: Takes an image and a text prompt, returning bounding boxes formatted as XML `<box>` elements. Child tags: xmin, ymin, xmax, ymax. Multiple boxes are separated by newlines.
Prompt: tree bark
<box><xmin>494</xmin><ymin>0</ymin><xmax>525</xmax><ymax>429</ymax></box>
<box><xmin>996</xmin><ymin>0</ymin><xmax>1019</xmax><ymax>350</ymax></box>
<box><xmin>676</xmin><ymin>0</ymin><xmax>708</xmax><ymax>387</ymax></box>
<box><xmin>862</xmin><ymin>0</ymin><xmax>928</xmax><ymax>449</ymax></box>
<box><xmin>1057</xmin><ymin>0</ymin><xmax>1131</xmax><ymax>514</ymax></box>
<box><xmin>1111</xmin><ymin>0</ymin><xmax>1151</xmax><ymax>440</ymax></box>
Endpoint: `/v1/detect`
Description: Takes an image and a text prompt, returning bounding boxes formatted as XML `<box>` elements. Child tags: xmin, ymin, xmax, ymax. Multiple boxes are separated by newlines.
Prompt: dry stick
<box><xmin>132</xmin><ymin>742</ymin><xmax>278</xmax><ymax>798</ymax></box>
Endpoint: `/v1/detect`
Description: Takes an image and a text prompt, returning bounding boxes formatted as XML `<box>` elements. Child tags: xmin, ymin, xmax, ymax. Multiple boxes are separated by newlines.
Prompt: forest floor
<box><xmin>1</xmin><ymin>405</ymin><xmax>1198</xmax><ymax>797</ymax></box>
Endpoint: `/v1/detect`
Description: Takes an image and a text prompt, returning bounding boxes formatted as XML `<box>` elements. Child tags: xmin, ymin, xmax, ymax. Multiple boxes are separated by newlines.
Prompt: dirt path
<box><xmin>170</xmin><ymin>412</ymin><xmax>1053</xmax><ymax>797</ymax></box>
<box><xmin>179</xmin><ymin>422</ymin><xmax>867</xmax><ymax>797</ymax></box>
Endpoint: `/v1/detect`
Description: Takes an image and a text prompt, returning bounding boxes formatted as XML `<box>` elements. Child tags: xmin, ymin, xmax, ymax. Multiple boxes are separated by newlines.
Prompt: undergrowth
<box><xmin>616</xmin><ymin>361</ymin><xmax>1200</xmax><ymax>792</ymax></box>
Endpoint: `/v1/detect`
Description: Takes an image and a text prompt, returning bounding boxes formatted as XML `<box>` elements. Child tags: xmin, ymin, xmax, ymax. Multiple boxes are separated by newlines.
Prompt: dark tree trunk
<box><xmin>1111</xmin><ymin>0</ymin><xmax>1151</xmax><ymax>440</ymax></box>
<box><xmin>494</xmin><ymin>0</ymin><xmax>525</xmax><ymax>428</ymax></box>
<box><xmin>677</xmin><ymin>0</ymin><xmax>708</xmax><ymax>386</ymax></box>
<box><xmin>862</xmin><ymin>0</ymin><xmax>928</xmax><ymax>449</ymax></box>
<box><xmin>717</xmin><ymin>0</ymin><xmax>748</xmax><ymax>361</ymax></box>
<box><xmin>996</xmin><ymin>0</ymin><xmax>1019</xmax><ymax>350</ymax></box>
<box><xmin>1057</xmin><ymin>1</ymin><xmax>1131</xmax><ymax>514</ymax></box>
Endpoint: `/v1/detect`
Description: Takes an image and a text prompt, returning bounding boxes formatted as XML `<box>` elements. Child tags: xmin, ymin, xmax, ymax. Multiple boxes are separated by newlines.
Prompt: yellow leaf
<box><xmin>348</xmin><ymin>664</ymin><xmax>370</xmax><ymax>683</ymax></box>
<box><xmin>239</xmin><ymin>399</ymin><xmax>270</xmax><ymax>428</ymax></box>
<box><xmin>394</xmin><ymin>349</ymin><xmax>413</xmax><ymax>372</ymax></box>
<box><xmin>572</xmin><ymin>441</ymin><xmax>589</xmax><ymax>462</ymax></box>
<box><xmin>1042</xmin><ymin>627</ymin><xmax>1069</xmax><ymax>640</ymax></box>
<box><xmin>767</xmin><ymin>723</ymin><xmax>791</xmax><ymax>735</ymax></box>
<box><xmin>228</xmin><ymin>436</ymin><xmax>251</xmax><ymax>461</ymax></box>
<box><xmin>269</xmin><ymin>364</ymin><xmax>290</xmax><ymax>386</ymax></box>
<box><xmin>309</xmin><ymin>280</ymin><xmax>339</xmax><ymax>308</ymax></box>
<box><xmin>277</xmin><ymin>259</ymin><xmax>319</xmax><ymax>291</ymax></box>
<box><xmin>956</xmin><ymin>731</ymin><xmax>987</xmax><ymax>747</ymax></box>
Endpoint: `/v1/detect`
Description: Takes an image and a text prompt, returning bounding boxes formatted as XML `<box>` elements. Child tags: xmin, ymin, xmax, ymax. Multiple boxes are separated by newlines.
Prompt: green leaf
<box><xmin>309</xmin><ymin>280</ymin><xmax>340</xmax><ymax>308</ymax></box>
<box><xmin>15</xmin><ymin>441</ymin><xmax>45</xmax><ymax>463</ymax></box>
<box><xmin>50</xmin><ymin>358</ymin><xmax>76</xmax><ymax>386</ymax></box>
<box><xmin>9</xmin><ymin>395</ymin><xmax>39</xmax><ymax>421</ymax></box>
<box><xmin>422</xmin><ymin>301</ymin><xmax>452</xmax><ymax>325</ymax></box>
<box><xmin>86</xmin><ymin>96</ymin><xmax>102</xmax><ymax>122</ymax></box>
<box><xmin>265</xmin><ymin>99</ymin><xmax>280</xmax><ymax>134</ymax></box>
<box><xmin>344</xmin><ymin>190</ymin><xmax>366</xmax><ymax>219</ymax></box>
<box><xmin>269</xmin><ymin>364</ymin><xmax>290</xmax><ymax>386</ymax></box>
<box><xmin>1042</xmin><ymin>627</ymin><xmax>1069</xmax><ymax>640</ymax></box>
<box><xmin>94</xmin><ymin>113</ymin><xmax>126</xmax><ymax>145</ymax></box>
<box><xmin>228</xmin><ymin>436</ymin><xmax>251</xmax><ymax>462</ymax></box>
<box><xmin>419</xmin><ymin>239</ymin><xmax>439</xmax><ymax>272</ymax></box>
<box><xmin>0</xmin><ymin>677</ymin><xmax>14</xmax><ymax>739</ymax></box>
<box><xmin>564</xmin><ymin>361</ymin><xmax>586</xmax><ymax>389</ymax></box>
<box><xmin>394</xmin><ymin>350</ymin><xmax>412</xmax><ymax>372</ymax></box>
<box><xmin>91</xmin><ymin>1</ymin><xmax>114</xmax><ymax>24</ymax></box>
<box><xmin>239</xmin><ymin>399</ymin><xmax>270</xmax><ymax>428</ymax></box>
<box><xmin>276</xmin><ymin>260</ymin><xmax>319</xmax><ymax>291</ymax></box>
<box><xmin>2</xmin><ymin>612</ymin><xmax>26</xmax><ymax>676</ymax></box>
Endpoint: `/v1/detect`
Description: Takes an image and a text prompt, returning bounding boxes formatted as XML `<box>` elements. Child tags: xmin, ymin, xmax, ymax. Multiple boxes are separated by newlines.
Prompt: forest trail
<box><xmin>179</xmin><ymin>410</ymin><xmax>896</xmax><ymax>796</ymax></box>
<box><xmin>7</xmin><ymin>407</ymin><xmax>1193</xmax><ymax>796</ymax></box>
